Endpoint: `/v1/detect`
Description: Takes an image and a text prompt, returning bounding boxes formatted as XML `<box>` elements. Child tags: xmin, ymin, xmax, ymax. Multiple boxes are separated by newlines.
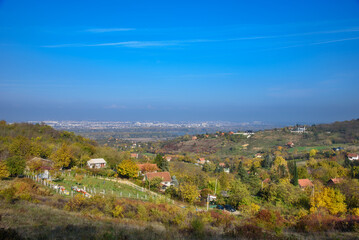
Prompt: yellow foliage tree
<box><xmin>309</xmin><ymin>149</ymin><xmax>318</xmax><ymax>158</ymax></box>
<box><xmin>117</xmin><ymin>159</ymin><xmax>139</xmax><ymax>178</ymax></box>
<box><xmin>0</xmin><ymin>161</ymin><xmax>10</xmax><ymax>178</ymax></box>
<box><xmin>179</xmin><ymin>183</ymin><xmax>198</xmax><ymax>204</ymax></box>
<box><xmin>273</xmin><ymin>156</ymin><xmax>287</xmax><ymax>167</ymax></box>
<box><xmin>310</xmin><ymin>187</ymin><xmax>347</xmax><ymax>215</ymax></box>
<box><xmin>51</xmin><ymin>143</ymin><xmax>74</xmax><ymax>169</ymax></box>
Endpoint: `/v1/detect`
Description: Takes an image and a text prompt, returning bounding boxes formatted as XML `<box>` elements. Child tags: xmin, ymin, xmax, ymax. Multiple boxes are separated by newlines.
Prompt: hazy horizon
<box><xmin>1</xmin><ymin>1</ymin><xmax>359</xmax><ymax>123</ymax></box>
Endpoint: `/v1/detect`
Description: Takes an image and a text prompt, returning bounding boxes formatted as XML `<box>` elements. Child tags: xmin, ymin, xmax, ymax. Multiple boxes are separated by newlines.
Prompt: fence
<box><xmin>25</xmin><ymin>172</ymin><xmax>174</xmax><ymax>204</ymax></box>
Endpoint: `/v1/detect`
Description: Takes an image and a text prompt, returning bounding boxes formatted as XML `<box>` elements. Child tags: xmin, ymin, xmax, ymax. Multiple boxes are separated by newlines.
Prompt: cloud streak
<box><xmin>42</xmin><ymin>27</ymin><xmax>359</xmax><ymax>49</ymax></box>
<box><xmin>84</xmin><ymin>28</ymin><xmax>135</xmax><ymax>33</ymax></box>
<box><xmin>43</xmin><ymin>39</ymin><xmax>215</xmax><ymax>48</ymax></box>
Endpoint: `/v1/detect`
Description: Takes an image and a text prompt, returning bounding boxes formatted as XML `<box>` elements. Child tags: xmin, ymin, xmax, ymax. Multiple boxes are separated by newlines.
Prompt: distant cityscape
<box><xmin>28</xmin><ymin>120</ymin><xmax>278</xmax><ymax>131</ymax></box>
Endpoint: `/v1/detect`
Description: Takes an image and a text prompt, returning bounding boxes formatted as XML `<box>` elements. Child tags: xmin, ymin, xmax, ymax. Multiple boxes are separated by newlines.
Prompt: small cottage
<box><xmin>87</xmin><ymin>158</ymin><xmax>107</xmax><ymax>169</ymax></box>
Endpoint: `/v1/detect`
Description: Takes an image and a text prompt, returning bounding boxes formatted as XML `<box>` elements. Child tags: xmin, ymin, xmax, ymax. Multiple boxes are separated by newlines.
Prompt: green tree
<box><xmin>117</xmin><ymin>159</ymin><xmax>139</xmax><ymax>178</ymax></box>
<box><xmin>6</xmin><ymin>156</ymin><xmax>25</xmax><ymax>177</ymax></box>
<box><xmin>145</xmin><ymin>177</ymin><xmax>163</xmax><ymax>191</ymax></box>
<box><xmin>227</xmin><ymin>179</ymin><xmax>251</xmax><ymax>208</ymax></box>
<box><xmin>261</xmin><ymin>154</ymin><xmax>273</xmax><ymax>169</ymax></box>
<box><xmin>237</xmin><ymin>161</ymin><xmax>248</xmax><ymax>182</ymax></box>
<box><xmin>291</xmin><ymin>161</ymin><xmax>299</xmax><ymax>186</ymax></box>
<box><xmin>154</xmin><ymin>154</ymin><xmax>169</xmax><ymax>171</ymax></box>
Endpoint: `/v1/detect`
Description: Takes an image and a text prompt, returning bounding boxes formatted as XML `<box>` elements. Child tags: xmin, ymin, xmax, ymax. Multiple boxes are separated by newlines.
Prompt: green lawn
<box><xmin>41</xmin><ymin>174</ymin><xmax>151</xmax><ymax>200</ymax></box>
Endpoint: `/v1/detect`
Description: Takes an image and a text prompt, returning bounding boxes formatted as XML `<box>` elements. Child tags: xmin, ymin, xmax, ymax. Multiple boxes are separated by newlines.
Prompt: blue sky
<box><xmin>1</xmin><ymin>0</ymin><xmax>359</xmax><ymax>124</ymax></box>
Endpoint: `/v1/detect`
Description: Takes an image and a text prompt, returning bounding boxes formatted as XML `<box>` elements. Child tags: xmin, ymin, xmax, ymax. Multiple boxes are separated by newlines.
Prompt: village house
<box><xmin>298</xmin><ymin>179</ymin><xmax>313</xmax><ymax>189</ymax></box>
<box><xmin>219</xmin><ymin>162</ymin><xmax>226</xmax><ymax>167</ymax></box>
<box><xmin>291</xmin><ymin>126</ymin><xmax>306</xmax><ymax>133</ymax></box>
<box><xmin>327</xmin><ymin>178</ymin><xmax>344</xmax><ymax>186</ymax></box>
<box><xmin>287</xmin><ymin>142</ymin><xmax>295</xmax><ymax>148</ymax></box>
<box><xmin>136</xmin><ymin>163</ymin><xmax>159</xmax><ymax>175</ymax></box>
<box><xmin>197</xmin><ymin>158</ymin><xmax>209</xmax><ymax>165</ymax></box>
<box><xmin>144</xmin><ymin>172</ymin><xmax>172</xmax><ymax>191</ymax></box>
<box><xmin>130</xmin><ymin>153</ymin><xmax>139</xmax><ymax>159</ymax></box>
<box><xmin>87</xmin><ymin>158</ymin><xmax>107</xmax><ymax>169</ymax></box>
<box><xmin>255</xmin><ymin>153</ymin><xmax>263</xmax><ymax>158</ymax></box>
<box><xmin>192</xmin><ymin>136</ymin><xmax>198</xmax><ymax>140</ymax></box>
<box><xmin>165</xmin><ymin>156</ymin><xmax>172</xmax><ymax>162</ymax></box>
<box><xmin>347</xmin><ymin>153</ymin><xmax>359</xmax><ymax>161</ymax></box>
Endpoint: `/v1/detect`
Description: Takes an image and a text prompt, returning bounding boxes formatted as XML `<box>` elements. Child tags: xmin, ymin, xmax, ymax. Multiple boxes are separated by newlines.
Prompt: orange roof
<box><xmin>298</xmin><ymin>179</ymin><xmax>313</xmax><ymax>188</ymax></box>
<box><xmin>145</xmin><ymin>172</ymin><xmax>171</xmax><ymax>182</ymax></box>
<box><xmin>219</xmin><ymin>162</ymin><xmax>226</xmax><ymax>167</ymax></box>
<box><xmin>136</xmin><ymin>163</ymin><xmax>158</xmax><ymax>173</ymax></box>
<box><xmin>262</xmin><ymin>178</ymin><xmax>271</xmax><ymax>184</ymax></box>
<box><xmin>347</xmin><ymin>153</ymin><xmax>359</xmax><ymax>157</ymax></box>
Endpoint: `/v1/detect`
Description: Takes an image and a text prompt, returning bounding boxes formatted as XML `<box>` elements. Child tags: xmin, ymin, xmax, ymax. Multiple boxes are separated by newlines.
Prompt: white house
<box><xmin>87</xmin><ymin>158</ymin><xmax>107</xmax><ymax>169</ymax></box>
<box><xmin>348</xmin><ymin>153</ymin><xmax>359</xmax><ymax>161</ymax></box>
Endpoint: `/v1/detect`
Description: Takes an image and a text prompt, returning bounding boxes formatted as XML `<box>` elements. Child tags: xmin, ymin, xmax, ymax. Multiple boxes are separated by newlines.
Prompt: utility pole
<box><xmin>207</xmin><ymin>194</ymin><xmax>209</xmax><ymax>211</ymax></box>
<box><xmin>215</xmin><ymin>179</ymin><xmax>217</xmax><ymax>194</ymax></box>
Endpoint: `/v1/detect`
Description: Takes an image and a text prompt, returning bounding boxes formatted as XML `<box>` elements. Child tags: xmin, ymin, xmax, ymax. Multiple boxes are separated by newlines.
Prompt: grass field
<box><xmin>33</xmin><ymin>174</ymin><xmax>152</xmax><ymax>201</ymax></box>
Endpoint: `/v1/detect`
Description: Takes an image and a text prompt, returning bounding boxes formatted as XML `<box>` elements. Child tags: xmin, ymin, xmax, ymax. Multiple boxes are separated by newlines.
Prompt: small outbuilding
<box><xmin>87</xmin><ymin>158</ymin><xmax>107</xmax><ymax>169</ymax></box>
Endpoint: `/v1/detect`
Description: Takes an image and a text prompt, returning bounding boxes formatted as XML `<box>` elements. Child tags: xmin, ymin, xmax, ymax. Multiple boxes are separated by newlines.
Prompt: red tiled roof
<box><xmin>137</xmin><ymin>163</ymin><xmax>158</xmax><ymax>173</ymax></box>
<box><xmin>145</xmin><ymin>172</ymin><xmax>171</xmax><ymax>182</ymax></box>
<box><xmin>262</xmin><ymin>178</ymin><xmax>270</xmax><ymax>184</ymax></box>
<box><xmin>298</xmin><ymin>179</ymin><xmax>313</xmax><ymax>188</ymax></box>
<box><xmin>219</xmin><ymin>162</ymin><xmax>226</xmax><ymax>167</ymax></box>
<box><xmin>347</xmin><ymin>153</ymin><xmax>359</xmax><ymax>157</ymax></box>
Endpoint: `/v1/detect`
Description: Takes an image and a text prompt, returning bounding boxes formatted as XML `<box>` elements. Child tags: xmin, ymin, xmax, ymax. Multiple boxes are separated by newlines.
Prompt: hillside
<box><xmin>157</xmin><ymin>119</ymin><xmax>359</xmax><ymax>158</ymax></box>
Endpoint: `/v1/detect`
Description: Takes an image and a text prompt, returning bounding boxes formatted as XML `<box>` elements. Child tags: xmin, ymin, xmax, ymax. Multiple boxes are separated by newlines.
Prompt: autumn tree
<box><xmin>309</xmin><ymin>149</ymin><xmax>318</xmax><ymax>158</ymax></box>
<box><xmin>0</xmin><ymin>160</ymin><xmax>9</xmax><ymax>178</ymax></box>
<box><xmin>179</xmin><ymin>182</ymin><xmax>198</xmax><ymax>203</ymax></box>
<box><xmin>117</xmin><ymin>159</ymin><xmax>139</xmax><ymax>178</ymax></box>
<box><xmin>9</xmin><ymin>136</ymin><xmax>32</xmax><ymax>158</ymax></box>
<box><xmin>310</xmin><ymin>187</ymin><xmax>346</xmax><ymax>215</ymax></box>
<box><xmin>141</xmin><ymin>163</ymin><xmax>159</xmax><ymax>173</ymax></box>
<box><xmin>51</xmin><ymin>143</ymin><xmax>74</xmax><ymax>169</ymax></box>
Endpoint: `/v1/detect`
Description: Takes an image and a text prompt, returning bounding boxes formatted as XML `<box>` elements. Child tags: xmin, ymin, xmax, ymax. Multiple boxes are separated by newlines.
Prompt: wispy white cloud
<box><xmin>229</xmin><ymin>27</ymin><xmax>359</xmax><ymax>41</ymax></box>
<box><xmin>42</xmin><ymin>27</ymin><xmax>359</xmax><ymax>49</ymax></box>
<box><xmin>43</xmin><ymin>39</ymin><xmax>214</xmax><ymax>48</ymax></box>
<box><xmin>84</xmin><ymin>28</ymin><xmax>135</xmax><ymax>33</ymax></box>
<box><xmin>262</xmin><ymin>36</ymin><xmax>359</xmax><ymax>51</ymax></box>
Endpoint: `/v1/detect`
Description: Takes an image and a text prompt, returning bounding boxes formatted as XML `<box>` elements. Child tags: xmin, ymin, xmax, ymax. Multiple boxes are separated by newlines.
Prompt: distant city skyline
<box><xmin>1</xmin><ymin>1</ymin><xmax>359</xmax><ymax>123</ymax></box>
